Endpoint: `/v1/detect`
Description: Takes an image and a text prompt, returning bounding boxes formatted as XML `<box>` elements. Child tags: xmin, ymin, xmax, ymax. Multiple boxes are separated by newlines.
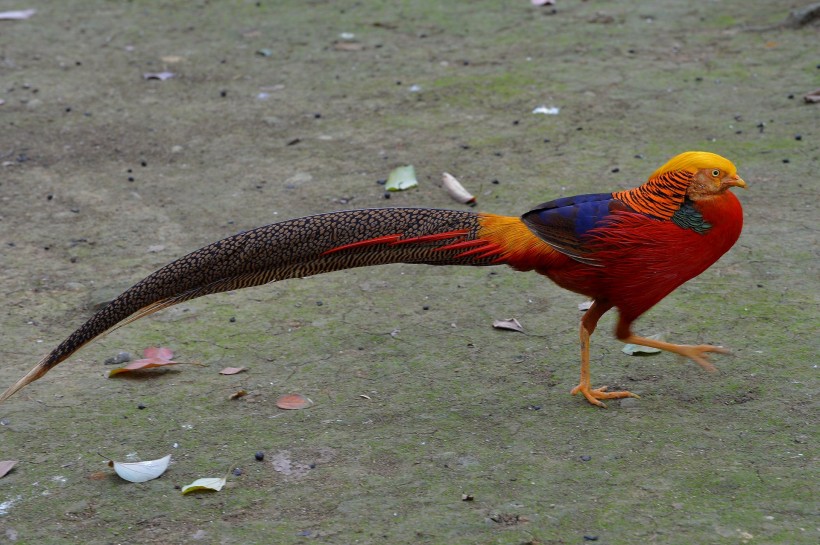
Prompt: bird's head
<box><xmin>651</xmin><ymin>151</ymin><xmax>747</xmax><ymax>201</ymax></box>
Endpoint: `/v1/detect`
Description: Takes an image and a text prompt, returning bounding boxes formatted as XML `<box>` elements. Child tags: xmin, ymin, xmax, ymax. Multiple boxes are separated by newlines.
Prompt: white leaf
<box><xmin>112</xmin><ymin>454</ymin><xmax>171</xmax><ymax>483</ymax></box>
<box><xmin>181</xmin><ymin>476</ymin><xmax>226</xmax><ymax>494</ymax></box>
<box><xmin>385</xmin><ymin>165</ymin><xmax>418</xmax><ymax>191</ymax></box>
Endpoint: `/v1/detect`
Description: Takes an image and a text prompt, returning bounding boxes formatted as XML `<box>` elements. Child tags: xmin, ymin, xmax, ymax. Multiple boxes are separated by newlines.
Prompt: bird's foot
<box><xmin>672</xmin><ymin>344</ymin><xmax>729</xmax><ymax>373</ymax></box>
<box><xmin>570</xmin><ymin>383</ymin><xmax>639</xmax><ymax>408</ymax></box>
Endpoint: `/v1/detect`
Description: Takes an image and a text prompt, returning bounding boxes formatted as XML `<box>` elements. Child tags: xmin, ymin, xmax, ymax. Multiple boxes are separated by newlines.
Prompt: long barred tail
<box><xmin>1</xmin><ymin>207</ymin><xmax>532</xmax><ymax>402</ymax></box>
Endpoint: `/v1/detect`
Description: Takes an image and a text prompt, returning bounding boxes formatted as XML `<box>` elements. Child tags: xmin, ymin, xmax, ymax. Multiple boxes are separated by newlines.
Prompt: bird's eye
<box><xmin>711</xmin><ymin>169</ymin><xmax>720</xmax><ymax>177</ymax></box>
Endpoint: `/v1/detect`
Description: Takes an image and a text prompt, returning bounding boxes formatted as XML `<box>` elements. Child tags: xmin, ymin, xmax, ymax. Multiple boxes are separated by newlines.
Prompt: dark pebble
<box><xmin>309</xmin><ymin>463</ymin><xmax>316</xmax><ymax>469</ymax></box>
<box><xmin>141</xmin><ymin>160</ymin><xmax>147</xmax><ymax>167</ymax></box>
<box><xmin>232</xmin><ymin>468</ymin><xmax>243</xmax><ymax>476</ymax></box>
<box><xmin>314</xmin><ymin>113</ymin><xmax>321</xmax><ymax>118</ymax></box>
<box><xmin>491</xmin><ymin>179</ymin><xmax>500</xmax><ymax>185</ymax></box>
<box><xmin>512</xmin><ymin>120</ymin><xmax>519</xmax><ymax>125</ymax></box>
<box><xmin>137</xmin><ymin>403</ymin><xmax>146</xmax><ymax>410</ymax></box>
<box><xmin>583</xmin><ymin>536</ymin><xmax>599</xmax><ymax>542</ymax></box>
<box><xmin>383</xmin><ymin>192</ymin><xmax>390</xmax><ymax>199</ymax></box>
<box><xmin>220</xmin><ymin>90</ymin><xmax>227</xmax><ymax>97</ymax></box>
<box><xmin>255</xmin><ymin>451</ymin><xmax>265</xmax><ymax>461</ymax></box>
<box><xmin>286</xmin><ymin>138</ymin><xmax>301</xmax><ymax>146</ymax></box>
<box><xmin>611</xmin><ymin>167</ymin><xmax>620</xmax><ymax>173</ymax></box>
<box><xmin>782</xmin><ymin>159</ymin><xmax>790</xmax><ymax>163</ymax></box>
<box><xmin>788</xmin><ymin>94</ymin><xmax>794</xmax><ymax>99</ymax></box>
<box><xmin>128</xmin><ymin>176</ymin><xmax>134</xmax><ymax>182</ymax></box>
<box><xmin>423</xmin><ymin>305</ymin><xmax>430</xmax><ymax>310</ymax></box>
<box><xmin>795</xmin><ymin>135</ymin><xmax>802</xmax><ymax>141</ymax></box>
<box><xmin>316</xmin><ymin>301</ymin><xmax>323</xmax><ymax>306</ymax></box>
<box><xmin>229</xmin><ymin>316</ymin><xmax>236</xmax><ymax>323</ymax></box>
<box><xmin>580</xmin><ymin>455</ymin><xmax>592</xmax><ymax>462</ymax></box>
<box><xmin>376</xmin><ymin>179</ymin><xmax>386</xmax><ymax>185</ymax></box>
<box><xmin>104</xmin><ymin>351</ymin><xmax>133</xmax><ymax>365</ymax></box>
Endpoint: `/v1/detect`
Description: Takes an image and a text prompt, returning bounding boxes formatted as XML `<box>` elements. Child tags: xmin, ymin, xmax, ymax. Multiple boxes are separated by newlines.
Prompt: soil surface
<box><xmin>1</xmin><ymin>1</ymin><xmax>817</xmax><ymax>544</ymax></box>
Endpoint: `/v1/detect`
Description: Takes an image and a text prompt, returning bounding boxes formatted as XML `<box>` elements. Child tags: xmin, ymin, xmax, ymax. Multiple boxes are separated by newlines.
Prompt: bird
<box><xmin>0</xmin><ymin>151</ymin><xmax>746</xmax><ymax>407</ymax></box>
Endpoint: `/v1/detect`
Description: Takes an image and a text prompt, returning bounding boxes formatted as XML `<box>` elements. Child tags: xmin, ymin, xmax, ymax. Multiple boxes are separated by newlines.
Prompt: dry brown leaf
<box><xmin>492</xmin><ymin>318</ymin><xmax>524</xmax><ymax>333</ymax></box>
<box><xmin>0</xmin><ymin>460</ymin><xmax>17</xmax><ymax>478</ymax></box>
<box><xmin>333</xmin><ymin>41</ymin><xmax>363</xmax><ymax>51</ymax></box>
<box><xmin>229</xmin><ymin>389</ymin><xmax>248</xmax><ymax>400</ymax></box>
<box><xmin>804</xmin><ymin>89</ymin><xmax>820</xmax><ymax>103</ymax></box>
<box><xmin>276</xmin><ymin>393</ymin><xmax>313</xmax><ymax>410</ymax></box>
<box><xmin>219</xmin><ymin>367</ymin><xmax>247</xmax><ymax>375</ymax></box>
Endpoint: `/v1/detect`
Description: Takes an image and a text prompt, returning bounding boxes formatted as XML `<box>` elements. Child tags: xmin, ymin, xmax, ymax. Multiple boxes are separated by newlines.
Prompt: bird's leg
<box><xmin>615</xmin><ymin>320</ymin><xmax>727</xmax><ymax>373</ymax></box>
<box><xmin>570</xmin><ymin>300</ymin><xmax>639</xmax><ymax>407</ymax></box>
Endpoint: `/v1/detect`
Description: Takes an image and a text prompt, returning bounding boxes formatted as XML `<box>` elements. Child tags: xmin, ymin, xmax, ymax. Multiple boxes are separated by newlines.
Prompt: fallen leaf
<box><xmin>0</xmin><ymin>9</ymin><xmax>36</xmax><ymax>20</ymax></box>
<box><xmin>110</xmin><ymin>454</ymin><xmax>171</xmax><ymax>483</ymax></box>
<box><xmin>219</xmin><ymin>367</ymin><xmax>247</xmax><ymax>375</ymax></box>
<box><xmin>0</xmin><ymin>460</ymin><xmax>17</xmax><ymax>478</ymax></box>
<box><xmin>276</xmin><ymin>393</ymin><xmax>313</xmax><ymax>410</ymax></box>
<box><xmin>143</xmin><ymin>71</ymin><xmax>175</xmax><ymax>81</ymax></box>
<box><xmin>160</xmin><ymin>55</ymin><xmax>185</xmax><ymax>63</ymax></box>
<box><xmin>108</xmin><ymin>347</ymin><xmax>190</xmax><ymax>376</ymax></box>
<box><xmin>229</xmin><ymin>389</ymin><xmax>248</xmax><ymax>400</ymax></box>
<box><xmin>385</xmin><ymin>165</ymin><xmax>418</xmax><ymax>191</ymax></box>
<box><xmin>493</xmin><ymin>318</ymin><xmax>524</xmax><ymax>333</ymax></box>
<box><xmin>804</xmin><ymin>89</ymin><xmax>820</xmax><ymax>103</ymax></box>
<box><xmin>181</xmin><ymin>476</ymin><xmax>226</xmax><ymax>494</ymax></box>
<box><xmin>622</xmin><ymin>333</ymin><xmax>663</xmax><ymax>355</ymax></box>
<box><xmin>441</xmin><ymin>172</ymin><xmax>476</xmax><ymax>206</ymax></box>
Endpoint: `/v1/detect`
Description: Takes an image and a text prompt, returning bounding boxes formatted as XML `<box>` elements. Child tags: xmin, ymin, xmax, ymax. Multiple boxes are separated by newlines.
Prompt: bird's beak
<box><xmin>727</xmin><ymin>175</ymin><xmax>747</xmax><ymax>189</ymax></box>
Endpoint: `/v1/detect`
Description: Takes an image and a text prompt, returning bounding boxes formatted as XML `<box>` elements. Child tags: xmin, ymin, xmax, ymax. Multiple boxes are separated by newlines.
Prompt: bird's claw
<box><xmin>571</xmin><ymin>383</ymin><xmax>639</xmax><ymax>408</ymax></box>
<box><xmin>676</xmin><ymin>344</ymin><xmax>730</xmax><ymax>373</ymax></box>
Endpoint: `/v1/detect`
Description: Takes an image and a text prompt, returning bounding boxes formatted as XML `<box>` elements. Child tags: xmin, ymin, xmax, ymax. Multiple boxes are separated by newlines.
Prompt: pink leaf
<box><xmin>0</xmin><ymin>460</ymin><xmax>17</xmax><ymax>479</ymax></box>
<box><xmin>143</xmin><ymin>347</ymin><xmax>174</xmax><ymax>361</ymax></box>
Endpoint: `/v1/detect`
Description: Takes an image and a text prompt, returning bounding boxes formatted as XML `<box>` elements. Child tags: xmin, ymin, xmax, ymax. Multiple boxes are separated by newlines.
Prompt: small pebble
<box><xmin>255</xmin><ymin>451</ymin><xmax>265</xmax><ymax>461</ymax></box>
<box><xmin>232</xmin><ymin>468</ymin><xmax>243</xmax><ymax>476</ymax></box>
<box><xmin>611</xmin><ymin>167</ymin><xmax>620</xmax><ymax>173</ymax></box>
<box><xmin>383</xmin><ymin>192</ymin><xmax>391</xmax><ymax>199</ymax></box>
<box><xmin>782</xmin><ymin>158</ymin><xmax>790</xmax><ymax>164</ymax></box>
<box><xmin>229</xmin><ymin>316</ymin><xmax>236</xmax><ymax>323</ymax></box>
<box><xmin>580</xmin><ymin>455</ymin><xmax>592</xmax><ymax>462</ymax></box>
<box><xmin>583</xmin><ymin>536</ymin><xmax>599</xmax><ymax>542</ymax></box>
<box><xmin>137</xmin><ymin>403</ymin><xmax>146</xmax><ymax>410</ymax></box>
<box><xmin>794</xmin><ymin>135</ymin><xmax>802</xmax><ymax>141</ymax></box>
<box><xmin>104</xmin><ymin>351</ymin><xmax>133</xmax><ymax>365</ymax></box>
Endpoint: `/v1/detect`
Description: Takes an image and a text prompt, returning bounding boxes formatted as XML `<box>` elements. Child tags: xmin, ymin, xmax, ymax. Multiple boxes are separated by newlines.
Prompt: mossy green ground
<box><xmin>0</xmin><ymin>1</ymin><xmax>817</xmax><ymax>543</ymax></box>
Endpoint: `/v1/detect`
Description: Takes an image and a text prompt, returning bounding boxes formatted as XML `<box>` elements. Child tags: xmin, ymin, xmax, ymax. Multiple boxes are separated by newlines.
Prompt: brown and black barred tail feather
<box><xmin>0</xmin><ymin>207</ymin><xmax>500</xmax><ymax>403</ymax></box>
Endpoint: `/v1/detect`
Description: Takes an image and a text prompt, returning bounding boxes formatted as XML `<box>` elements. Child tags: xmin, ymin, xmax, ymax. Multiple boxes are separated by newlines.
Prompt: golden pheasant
<box><xmin>0</xmin><ymin>151</ymin><xmax>746</xmax><ymax>407</ymax></box>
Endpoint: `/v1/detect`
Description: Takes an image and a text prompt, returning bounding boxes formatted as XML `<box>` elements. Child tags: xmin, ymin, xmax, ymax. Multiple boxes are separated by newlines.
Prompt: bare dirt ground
<box><xmin>0</xmin><ymin>1</ymin><xmax>817</xmax><ymax>544</ymax></box>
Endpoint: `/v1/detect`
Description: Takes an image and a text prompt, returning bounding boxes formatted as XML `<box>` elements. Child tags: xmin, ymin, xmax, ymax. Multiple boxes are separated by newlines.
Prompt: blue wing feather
<box><xmin>521</xmin><ymin>192</ymin><xmax>631</xmax><ymax>265</ymax></box>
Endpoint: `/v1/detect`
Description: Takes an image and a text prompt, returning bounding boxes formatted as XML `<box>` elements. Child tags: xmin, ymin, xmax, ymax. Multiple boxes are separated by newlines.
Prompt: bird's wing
<box><xmin>520</xmin><ymin>192</ymin><xmax>631</xmax><ymax>265</ymax></box>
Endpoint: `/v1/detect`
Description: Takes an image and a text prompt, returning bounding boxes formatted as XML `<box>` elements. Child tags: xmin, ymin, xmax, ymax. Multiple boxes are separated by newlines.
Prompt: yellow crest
<box><xmin>649</xmin><ymin>151</ymin><xmax>737</xmax><ymax>180</ymax></box>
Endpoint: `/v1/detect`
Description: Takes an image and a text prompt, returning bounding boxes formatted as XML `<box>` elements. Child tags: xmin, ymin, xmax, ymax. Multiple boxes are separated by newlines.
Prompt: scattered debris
<box><xmin>385</xmin><ymin>165</ymin><xmax>418</xmax><ymax>191</ymax></box>
<box><xmin>219</xmin><ymin>367</ymin><xmax>247</xmax><ymax>375</ymax></box>
<box><xmin>461</xmin><ymin>493</ymin><xmax>474</xmax><ymax>501</ymax></box>
<box><xmin>0</xmin><ymin>460</ymin><xmax>17</xmax><ymax>479</ymax></box>
<box><xmin>532</xmin><ymin>105</ymin><xmax>560</xmax><ymax>115</ymax></box>
<box><xmin>143</xmin><ymin>72</ymin><xmax>175</xmax><ymax>81</ymax></box>
<box><xmin>493</xmin><ymin>318</ymin><xmax>525</xmax><ymax>333</ymax></box>
<box><xmin>0</xmin><ymin>9</ymin><xmax>36</xmax><ymax>20</ymax></box>
<box><xmin>622</xmin><ymin>333</ymin><xmax>663</xmax><ymax>355</ymax></box>
<box><xmin>441</xmin><ymin>172</ymin><xmax>476</xmax><ymax>206</ymax></box>
<box><xmin>109</xmin><ymin>454</ymin><xmax>171</xmax><ymax>483</ymax></box>
<box><xmin>181</xmin><ymin>475</ymin><xmax>226</xmax><ymax>494</ymax></box>
<box><xmin>276</xmin><ymin>393</ymin><xmax>313</xmax><ymax>410</ymax></box>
